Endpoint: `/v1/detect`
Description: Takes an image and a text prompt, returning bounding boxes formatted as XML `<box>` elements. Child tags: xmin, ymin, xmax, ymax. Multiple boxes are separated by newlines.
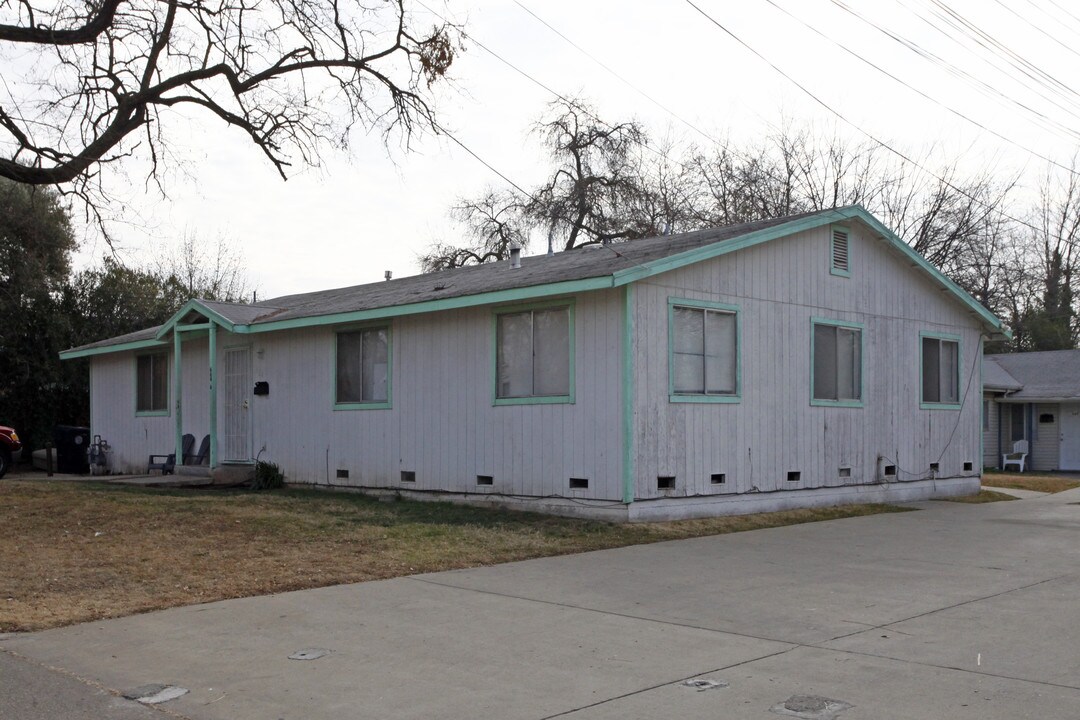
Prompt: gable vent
<box><xmin>831</xmin><ymin>228</ymin><xmax>849</xmax><ymax>273</ymax></box>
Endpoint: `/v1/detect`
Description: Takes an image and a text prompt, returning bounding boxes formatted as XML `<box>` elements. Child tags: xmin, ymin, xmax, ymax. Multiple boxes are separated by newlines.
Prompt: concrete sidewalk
<box><xmin>3</xmin><ymin>490</ymin><xmax>1079</xmax><ymax>719</ymax></box>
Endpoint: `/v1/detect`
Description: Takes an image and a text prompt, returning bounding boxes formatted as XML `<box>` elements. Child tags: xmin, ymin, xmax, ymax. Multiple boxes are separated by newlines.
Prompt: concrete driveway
<box><xmin>3</xmin><ymin>489</ymin><xmax>1079</xmax><ymax>719</ymax></box>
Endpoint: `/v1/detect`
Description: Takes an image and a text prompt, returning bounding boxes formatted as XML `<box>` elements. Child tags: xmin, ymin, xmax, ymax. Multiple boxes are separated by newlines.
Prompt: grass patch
<box><xmin>981</xmin><ymin>472</ymin><xmax>1080</xmax><ymax>494</ymax></box>
<box><xmin>938</xmin><ymin>489</ymin><xmax>1018</xmax><ymax>503</ymax></box>
<box><xmin>0</xmin><ymin>480</ymin><xmax>910</xmax><ymax>633</ymax></box>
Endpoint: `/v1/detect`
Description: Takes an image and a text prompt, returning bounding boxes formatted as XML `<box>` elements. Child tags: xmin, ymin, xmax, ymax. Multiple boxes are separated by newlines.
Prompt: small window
<box><xmin>336</xmin><ymin>469</ymin><xmax>349</xmax><ymax>479</ymax></box>
<box><xmin>1040</xmin><ymin>413</ymin><xmax>1055</xmax><ymax>424</ymax></box>
<box><xmin>657</xmin><ymin>476</ymin><xmax>676</xmax><ymax>490</ymax></box>
<box><xmin>496</xmin><ymin>305</ymin><xmax>571</xmax><ymax>401</ymax></box>
<box><xmin>983</xmin><ymin>400</ymin><xmax>991</xmax><ymax>431</ymax></box>
<box><xmin>710</xmin><ymin>473</ymin><xmax>726</xmax><ymax>485</ymax></box>
<box><xmin>812</xmin><ymin>321</ymin><xmax>862</xmax><ymax>405</ymax></box>
<box><xmin>921</xmin><ymin>336</ymin><xmax>959</xmax><ymax>406</ymax></box>
<box><xmin>136</xmin><ymin>352</ymin><xmax>169</xmax><ymax>414</ymax></box>
<box><xmin>400</xmin><ymin>470</ymin><xmax>416</xmax><ymax>483</ymax></box>
<box><xmin>884</xmin><ymin>465</ymin><xmax>897</xmax><ymax>477</ymax></box>
<box><xmin>831</xmin><ymin>227</ymin><xmax>850</xmax><ymax>276</ymax></box>
<box><xmin>568</xmin><ymin>477</ymin><xmax>589</xmax><ymax>489</ymax></box>
<box><xmin>787</xmin><ymin>471</ymin><xmax>801</xmax><ymax>483</ymax></box>
<box><xmin>671</xmin><ymin>303</ymin><xmax>738</xmax><ymax>399</ymax></box>
<box><xmin>476</xmin><ymin>475</ymin><xmax>494</xmax><ymax>486</ymax></box>
<box><xmin>336</xmin><ymin>326</ymin><xmax>390</xmax><ymax>406</ymax></box>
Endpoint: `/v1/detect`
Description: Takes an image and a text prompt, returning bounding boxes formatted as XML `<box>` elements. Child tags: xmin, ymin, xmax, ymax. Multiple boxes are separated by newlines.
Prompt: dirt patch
<box><xmin>938</xmin><ymin>489</ymin><xmax>1018</xmax><ymax>503</ymax></box>
<box><xmin>0</xmin><ymin>480</ymin><xmax>910</xmax><ymax>632</ymax></box>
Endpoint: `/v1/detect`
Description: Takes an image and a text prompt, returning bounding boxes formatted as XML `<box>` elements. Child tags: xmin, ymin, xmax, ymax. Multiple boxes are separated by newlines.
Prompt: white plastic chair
<box><xmin>1002</xmin><ymin>440</ymin><xmax>1029</xmax><ymax>472</ymax></box>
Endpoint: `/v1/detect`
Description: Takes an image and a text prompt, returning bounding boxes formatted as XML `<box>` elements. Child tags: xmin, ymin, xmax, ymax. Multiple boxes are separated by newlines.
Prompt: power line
<box><xmin>759</xmin><ymin>0</ymin><xmax>1077</xmax><ymax>177</ymax></box>
<box><xmin>682</xmin><ymin>0</ymin><xmax>1049</xmax><ymax>237</ymax></box>
<box><xmin>990</xmin><ymin>0</ymin><xmax>1080</xmax><ymax>62</ymax></box>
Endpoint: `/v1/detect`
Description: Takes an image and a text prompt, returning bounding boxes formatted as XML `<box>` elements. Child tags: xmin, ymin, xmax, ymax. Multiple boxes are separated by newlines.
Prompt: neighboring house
<box><xmin>983</xmin><ymin>350</ymin><xmax>1080</xmax><ymax>472</ymax></box>
<box><xmin>61</xmin><ymin>206</ymin><xmax>1007</xmax><ymax>521</ymax></box>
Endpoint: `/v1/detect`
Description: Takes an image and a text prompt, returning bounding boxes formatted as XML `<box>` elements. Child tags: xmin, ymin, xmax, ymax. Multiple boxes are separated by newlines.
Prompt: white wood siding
<box><xmin>1032</xmin><ymin>403</ymin><xmax>1059</xmax><ymax>472</ymax></box>
<box><xmin>630</xmin><ymin>223</ymin><xmax>985</xmax><ymax>498</ymax></box>
<box><xmin>247</xmin><ymin>289</ymin><xmax>625</xmax><ymax>499</ymax></box>
<box><xmin>90</xmin><ymin>351</ymin><xmax>172</xmax><ymax>473</ymax></box>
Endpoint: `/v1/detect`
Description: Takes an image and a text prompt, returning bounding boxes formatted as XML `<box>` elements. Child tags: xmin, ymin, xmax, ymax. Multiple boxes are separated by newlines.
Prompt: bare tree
<box><xmin>419</xmin><ymin>190</ymin><xmax>529</xmax><ymax>272</ymax></box>
<box><xmin>0</xmin><ymin>0</ymin><xmax>457</xmax><ymax>212</ymax></box>
<box><xmin>153</xmin><ymin>229</ymin><xmax>253</xmax><ymax>302</ymax></box>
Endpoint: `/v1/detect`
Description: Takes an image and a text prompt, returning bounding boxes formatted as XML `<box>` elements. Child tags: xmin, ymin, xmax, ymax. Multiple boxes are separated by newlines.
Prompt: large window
<box><xmin>495</xmin><ymin>304</ymin><xmax>572</xmax><ymax>403</ymax></box>
<box><xmin>921</xmin><ymin>335</ymin><xmax>960</xmax><ymax>407</ymax></box>
<box><xmin>336</xmin><ymin>326</ymin><xmax>390</xmax><ymax>407</ymax></box>
<box><xmin>670</xmin><ymin>301</ymin><xmax>739</xmax><ymax>402</ymax></box>
<box><xmin>136</xmin><ymin>352</ymin><xmax>169</xmax><ymax>414</ymax></box>
<box><xmin>812</xmin><ymin>320</ymin><xmax>862</xmax><ymax>406</ymax></box>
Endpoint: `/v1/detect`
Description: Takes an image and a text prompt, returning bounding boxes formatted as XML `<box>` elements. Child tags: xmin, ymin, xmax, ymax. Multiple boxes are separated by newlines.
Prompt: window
<box><xmin>831</xmin><ymin>226</ymin><xmax>850</xmax><ymax>276</ymax></box>
<box><xmin>136</xmin><ymin>352</ymin><xmax>169</xmax><ymax>414</ymax></box>
<box><xmin>1009</xmin><ymin>404</ymin><xmax>1025</xmax><ymax>442</ymax></box>
<box><xmin>670</xmin><ymin>301</ymin><xmax>739</xmax><ymax>401</ymax></box>
<box><xmin>336</xmin><ymin>326</ymin><xmax>390</xmax><ymax>407</ymax></box>
<box><xmin>921</xmin><ymin>335</ymin><xmax>959</xmax><ymax>406</ymax></box>
<box><xmin>812</xmin><ymin>320</ymin><xmax>862</xmax><ymax>405</ymax></box>
<box><xmin>983</xmin><ymin>400</ymin><xmax>991</xmax><ymax>431</ymax></box>
<box><xmin>495</xmin><ymin>304</ymin><xmax>572</xmax><ymax>403</ymax></box>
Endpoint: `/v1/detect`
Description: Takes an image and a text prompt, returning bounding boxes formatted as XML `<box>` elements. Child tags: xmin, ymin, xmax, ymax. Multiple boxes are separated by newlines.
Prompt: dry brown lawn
<box><xmin>937</xmin><ymin>489</ymin><xmax>1018</xmax><ymax>504</ymax></box>
<box><xmin>982</xmin><ymin>472</ymin><xmax>1080</xmax><ymax>494</ymax></box>
<box><xmin>0</xmin><ymin>479</ymin><xmax>909</xmax><ymax>632</ymax></box>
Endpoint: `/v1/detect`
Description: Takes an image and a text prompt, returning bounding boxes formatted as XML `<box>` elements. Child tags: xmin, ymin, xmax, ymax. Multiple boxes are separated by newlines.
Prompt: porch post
<box><xmin>209</xmin><ymin>322</ymin><xmax>218</xmax><ymax>468</ymax></box>
<box><xmin>174</xmin><ymin>330</ymin><xmax>183</xmax><ymax>462</ymax></box>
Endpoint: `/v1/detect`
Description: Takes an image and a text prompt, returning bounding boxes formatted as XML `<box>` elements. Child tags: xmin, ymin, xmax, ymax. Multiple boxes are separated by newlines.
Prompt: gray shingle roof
<box><xmin>986</xmin><ymin>350</ymin><xmax>1080</xmax><ymax>400</ymax></box>
<box><xmin>982</xmin><ymin>356</ymin><xmax>1023</xmax><ymax>391</ymax></box>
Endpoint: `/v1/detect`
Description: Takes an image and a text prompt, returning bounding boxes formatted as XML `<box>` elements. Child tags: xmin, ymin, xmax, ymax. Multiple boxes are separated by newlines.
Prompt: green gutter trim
<box><xmin>174</xmin><ymin>331</ymin><xmax>183</xmax><ymax>462</ymax></box>
<box><xmin>60</xmin><ymin>338</ymin><xmax>167</xmax><ymax>360</ymax></box>
<box><xmin>209</xmin><ymin>323</ymin><xmax>218</xmax><ymax>468</ymax></box>
<box><xmin>622</xmin><ymin>284</ymin><xmax>635</xmax><ymax>504</ymax></box>
<box><xmin>246</xmin><ymin>277</ymin><xmax>611</xmax><ymax>335</ymax></box>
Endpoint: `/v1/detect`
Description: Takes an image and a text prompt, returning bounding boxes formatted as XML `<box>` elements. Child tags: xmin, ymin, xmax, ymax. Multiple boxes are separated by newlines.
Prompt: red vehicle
<box><xmin>0</xmin><ymin>425</ymin><xmax>21</xmax><ymax>479</ymax></box>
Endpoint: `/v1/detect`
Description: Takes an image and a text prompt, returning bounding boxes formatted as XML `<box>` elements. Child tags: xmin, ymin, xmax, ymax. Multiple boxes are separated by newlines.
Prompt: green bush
<box><xmin>251</xmin><ymin>461</ymin><xmax>285</xmax><ymax>491</ymax></box>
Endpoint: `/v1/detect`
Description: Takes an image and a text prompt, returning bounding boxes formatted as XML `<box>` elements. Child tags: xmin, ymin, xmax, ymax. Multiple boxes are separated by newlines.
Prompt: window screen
<box><xmin>136</xmin><ymin>353</ymin><xmax>169</xmax><ymax>413</ymax></box>
<box><xmin>497</xmin><ymin>306</ymin><xmax>571</xmax><ymax>398</ymax></box>
<box><xmin>336</xmin><ymin>327</ymin><xmax>389</xmax><ymax>403</ymax></box>
<box><xmin>813</xmin><ymin>323</ymin><xmax>861</xmax><ymax>402</ymax></box>
<box><xmin>672</xmin><ymin>306</ymin><xmax>737</xmax><ymax>395</ymax></box>
<box><xmin>921</xmin><ymin>337</ymin><xmax>959</xmax><ymax>404</ymax></box>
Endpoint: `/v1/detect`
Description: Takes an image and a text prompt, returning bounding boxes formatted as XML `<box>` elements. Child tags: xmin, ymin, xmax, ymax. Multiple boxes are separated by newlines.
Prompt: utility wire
<box><xmin>760</xmin><ymin>0</ymin><xmax>1077</xmax><ymax>177</ymax></box>
<box><xmin>990</xmin><ymin>0</ymin><xmax>1080</xmax><ymax>61</ymax></box>
<box><xmin>683</xmin><ymin>0</ymin><xmax>1049</xmax><ymax>237</ymax></box>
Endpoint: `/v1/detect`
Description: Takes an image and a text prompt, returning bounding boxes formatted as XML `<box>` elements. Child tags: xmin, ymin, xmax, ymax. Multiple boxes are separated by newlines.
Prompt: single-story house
<box><xmin>61</xmin><ymin>206</ymin><xmax>1008</xmax><ymax>520</ymax></box>
<box><xmin>983</xmin><ymin>350</ymin><xmax>1080</xmax><ymax>471</ymax></box>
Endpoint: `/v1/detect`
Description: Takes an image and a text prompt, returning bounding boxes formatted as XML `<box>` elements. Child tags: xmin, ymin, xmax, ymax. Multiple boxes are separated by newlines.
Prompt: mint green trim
<box><xmin>829</xmin><ymin>224</ymin><xmax>852</xmax><ymax>278</ymax></box>
<box><xmin>332</xmin><ymin>322</ymin><xmax>393</xmax><ymax>410</ymax></box>
<box><xmin>252</xmin><ymin>278</ymin><xmax>609</xmax><ymax>335</ymax></box>
<box><xmin>175</xmin><ymin>323</ymin><xmax>211</xmax><ymax>334</ymax></box>
<box><xmin>174</xmin><ymin>331</ymin><xmax>183</xmax><ymax>460</ymax></box>
<box><xmin>60</xmin><ymin>338</ymin><xmax>167</xmax><ymax>360</ymax></box>
<box><xmin>134</xmin><ymin>350</ymin><xmax>170</xmax><ymax>417</ymax></box>
<box><xmin>979</xmin><ymin>335</ymin><xmax>985</xmax><ymax>466</ymax></box>
<box><xmin>667</xmin><ymin>297</ymin><xmax>741</xmax><ymax>403</ymax></box>
<box><xmin>208</xmin><ymin>323</ymin><xmax>218</xmax><ymax>468</ymax></box>
<box><xmin>622</xmin><ymin>284</ymin><xmax>635</xmax><ymax>505</ymax></box>
<box><xmin>154</xmin><ymin>299</ymin><xmax>236</xmax><ymax>340</ymax></box>
<box><xmin>810</xmin><ymin>317</ymin><xmax>865</xmax><ymax>408</ymax></box>
<box><xmin>610</xmin><ymin>206</ymin><xmax>1006</xmax><ymax>337</ymax></box>
<box><xmin>920</xmin><ymin>331</ymin><xmax>963</xmax><ymax>410</ymax></box>
<box><xmin>492</xmin><ymin>299</ymin><xmax>576</xmax><ymax>406</ymax></box>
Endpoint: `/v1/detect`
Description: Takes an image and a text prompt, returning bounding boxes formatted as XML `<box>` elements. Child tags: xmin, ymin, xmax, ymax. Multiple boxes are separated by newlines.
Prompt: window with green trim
<box><xmin>671</xmin><ymin>305</ymin><xmax>737</xmax><ymax>396</ymax></box>
<box><xmin>336</xmin><ymin>327</ymin><xmax>389</xmax><ymax>404</ymax></box>
<box><xmin>922</xmin><ymin>336</ymin><xmax>959</xmax><ymax>404</ymax></box>
<box><xmin>813</xmin><ymin>322</ymin><xmax>862</xmax><ymax>403</ymax></box>
<box><xmin>136</xmin><ymin>352</ymin><xmax>169</xmax><ymax>413</ymax></box>
<box><xmin>496</xmin><ymin>306</ymin><xmax>570</xmax><ymax>399</ymax></box>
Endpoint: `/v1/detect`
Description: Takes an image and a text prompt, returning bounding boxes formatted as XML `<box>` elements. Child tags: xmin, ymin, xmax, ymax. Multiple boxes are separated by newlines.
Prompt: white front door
<box><xmin>222</xmin><ymin>347</ymin><xmax>252</xmax><ymax>462</ymax></box>
<box><xmin>1059</xmin><ymin>403</ymin><xmax>1080</xmax><ymax>470</ymax></box>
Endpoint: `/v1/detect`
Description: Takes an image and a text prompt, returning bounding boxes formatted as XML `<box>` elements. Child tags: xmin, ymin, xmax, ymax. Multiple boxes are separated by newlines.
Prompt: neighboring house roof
<box><xmin>982</xmin><ymin>356</ymin><xmax>1024</xmax><ymax>392</ymax></box>
<box><xmin>60</xmin><ymin>205</ymin><xmax>1008</xmax><ymax>359</ymax></box>
<box><xmin>986</xmin><ymin>350</ymin><xmax>1080</xmax><ymax>402</ymax></box>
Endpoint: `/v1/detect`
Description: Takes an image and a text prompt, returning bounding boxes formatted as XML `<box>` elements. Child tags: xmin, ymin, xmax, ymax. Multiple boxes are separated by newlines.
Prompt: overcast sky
<box><xmin>71</xmin><ymin>0</ymin><xmax>1080</xmax><ymax>299</ymax></box>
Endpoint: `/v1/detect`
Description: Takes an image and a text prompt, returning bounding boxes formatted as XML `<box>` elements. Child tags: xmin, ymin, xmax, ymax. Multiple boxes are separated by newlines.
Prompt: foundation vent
<box><xmin>569</xmin><ymin>477</ymin><xmax>589</xmax><ymax>490</ymax></box>
<box><xmin>400</xmin><ymin>470</ymin><xmax>416</xmax><ymax>483</ymax></box>
<box><xmin>657</xmin><ymin>476</ymin><xmax>676</xmax><ymax>490</ymax></box>
<box><xmin>787</xmin><ymin>471</ymin><xmax>801</xmax><ymax>483</ymax></box>
<box><xmin>710</xmin><ymin>473</ymin><xmax>726</xmax><ymax>485</ymax></box>
<box><xmin>336</xmin><ymin>469</ymin><xmax>349</xmax><ymax>479</ymax></box>
<box><xmin>476</xmin><ymin>475</ymin><xmax>494</xmax><ymax>486</ymax></box>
